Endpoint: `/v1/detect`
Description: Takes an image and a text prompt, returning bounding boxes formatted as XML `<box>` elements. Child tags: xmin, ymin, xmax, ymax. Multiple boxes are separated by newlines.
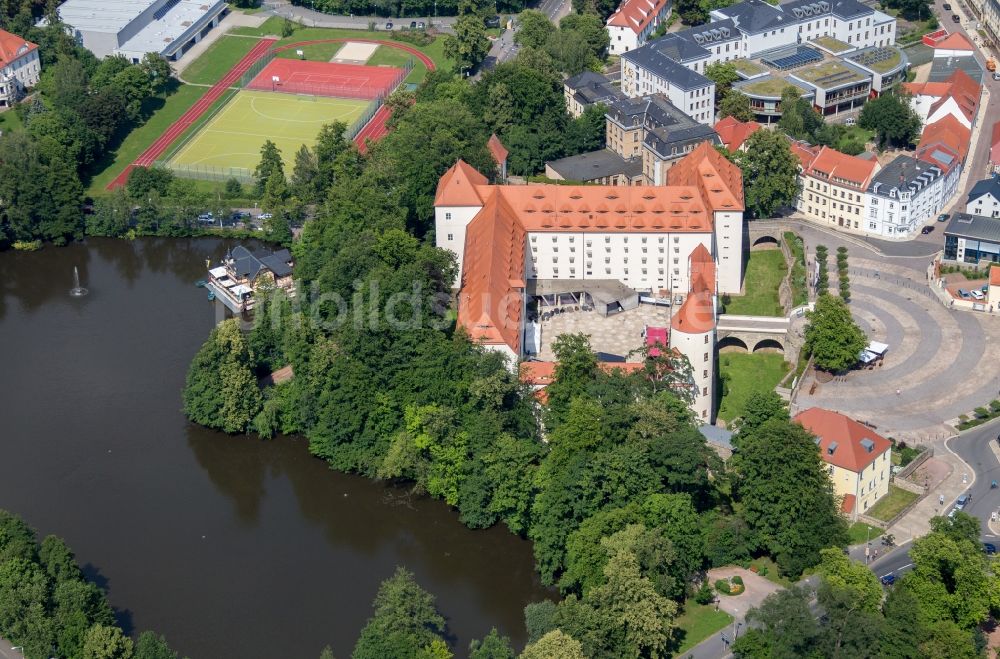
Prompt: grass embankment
<box><xmin>722</xmin><ymin>249</ymin><xmax>786</xmax><ymax>316</ymax></box>
<box><xmin>674</xmin><ymin>603</ymin><xmax>733</xmax><ymax>654</ymax></box>
<box><xmin>180</xmin><ymin>35</ymin><xmax>264</xmax><ymax>85</ymax></box>
<box><xmin>718</xmin><ymin>353</ymin><xmax>790</xmax><ymax>423</ymax></box>
<box><xmin>847</xmin><ymin>521</ymin><xmax>884</xmax><ymax>545</ymax></box>
<box><xmin>865</xmin><ymin>485</ymin><xmax>920</xmax><ymax>522</ymax></box>
<box><xmin>231</xmin><ymin>18</ymin><xmax>453</xmax><ymax>83</ymax></box>
<box><xmin>784</xmin><ymin>231</ymin><xmax>809</xmax><ymax>307</ymax></box>
<box><xmin>87</xmin><ymin>84</ymin><xmax>208</xmax><ymax>194</ymax></box>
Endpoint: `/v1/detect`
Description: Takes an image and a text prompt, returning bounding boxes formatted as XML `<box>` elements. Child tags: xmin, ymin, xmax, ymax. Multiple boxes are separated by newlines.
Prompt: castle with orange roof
<box><xmin>435</xmin><ymin>142</ymin><xmax>745</xmax><ymax>422</ymax></box>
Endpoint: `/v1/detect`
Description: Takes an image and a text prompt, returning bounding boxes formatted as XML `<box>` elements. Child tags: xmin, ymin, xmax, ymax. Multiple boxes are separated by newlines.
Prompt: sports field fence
<box><xmin>244</xmin><ymin>58</ymin><xmax>414</xmax><ymax>100</ymax></box>
<box><xmin>155</xmin><ymin>160</ymin><xmax>256</xmax><ymax>184</ymax></box>
<box><xmin>237</xmin><ymin>50</ymin><xmax>278</xmax><ymax>89</ymax></box>
<box><xmin>346</xmin><ymin>95</ymin><xmax>385</xmax><ymax>141</ymax></box>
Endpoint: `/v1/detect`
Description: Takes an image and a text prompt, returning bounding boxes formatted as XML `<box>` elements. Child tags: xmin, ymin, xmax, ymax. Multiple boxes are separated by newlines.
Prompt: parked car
<box><xmin>410</xmin><ymin>20</ymin><xmax>417</xmax><ymax>28</ymax></box>
<box><xmin>971</xmin><ymin>289</ymin><xmax>985</xmax><ymax>300</ymax></box>
<box><xmin>845</xmin><ymin>117</ymin><xmax>856</xmax><ymax>126</ymax></box>
<box><xmin>993</xmin><ymin>72</ymin><xmax>1000</xmax><ymax>81</ymax></box>
<box><xmin>955</xmin><ymin>494</ymin><xmax>970</xmax><ymax>510</ymax></box>
<box><xmin>417</xmin><ymin>20</ymin><xmax>425</xmax><ymax>29</ymax></box>
<box><xmin>958</xmin><ymin>288</ymin><xmax>971</xmax><ymax>299</ymax></box>
<box><xmin>485</xmin><ymin>14</ymin><xmax>501</xmax><ymax>27</ymax></box>
<box><xmin>943</xmin><ymin>2</ymin><xmax>952</xmax><ymax>7</ymax></box>
<box><xmin>921</xmin><ymin>226</ymin><xmax>934</xmax><ymax>234</ymax></box>
<box><xmin>197</xmin><ymin>212</ymin><xmax>214</xmax><ymax>223</ymax></box>
<box><xmin>258</xmin><ymin>213</ymin><xmax>273</xmax><ymax>221</ymax></box>
<box><xmin>937</xmin><ymin>213</ymin><xmax>950</xmax><ymax>222</ymax></box>
<box><xmin>880</xmin><ymin>573</ymin><xmax>896</xmax><ymax>585</ymax></box>
<box><xmin>952</xmin><ymin>14</ymin><xmax>961</xmax><ymax>21</ymax></box>
<box><xmin>231</xmin><ymin>210</ymin><xmax>250</xmax><ymax>220</ymax></box>
<box><xmin>985</xmin><ymin>543</ymin><xmax>998</xmax><ymax>555</ymax></box>
<box><xmin>385</xmin><ymin>21</ymin><xmax>393</xmax><ymax>29</ymax></box>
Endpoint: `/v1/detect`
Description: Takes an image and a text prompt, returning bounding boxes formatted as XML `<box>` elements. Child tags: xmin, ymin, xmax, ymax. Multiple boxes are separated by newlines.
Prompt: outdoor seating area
<box><xmin>859</xmin><ymin>341</ymin><xmax>889</xmax><ymax>368</ymax></box>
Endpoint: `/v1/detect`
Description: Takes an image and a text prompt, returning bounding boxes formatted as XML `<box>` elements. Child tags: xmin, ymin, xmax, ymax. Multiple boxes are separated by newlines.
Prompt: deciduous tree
<box><xmin>734</xmin><ymin>129</ymin><xmax>799</xmax><ymax>218</ymax></box>
<box><xmin>804</xmin><ymin>293</ymin><xmax>866</xmax><ymax>373</ymax></box>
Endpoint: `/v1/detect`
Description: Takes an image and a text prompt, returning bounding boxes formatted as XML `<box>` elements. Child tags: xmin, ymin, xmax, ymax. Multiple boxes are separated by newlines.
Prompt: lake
<box><xmin>0</xmin><ymin>238</ymin><xmax>550</xmax><ymax>658</ymax></box>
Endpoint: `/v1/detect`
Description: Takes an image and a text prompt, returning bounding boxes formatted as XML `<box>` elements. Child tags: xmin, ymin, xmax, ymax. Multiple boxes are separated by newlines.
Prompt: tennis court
<box><xmin>167</xmin><ymin>90</ymin><xmax>369</xmax><ymax>173</ymax></box>
<box><xmin>245</xmin><ymin>57</ymin><xmax>405</xmax><ymax>99</ymax></box>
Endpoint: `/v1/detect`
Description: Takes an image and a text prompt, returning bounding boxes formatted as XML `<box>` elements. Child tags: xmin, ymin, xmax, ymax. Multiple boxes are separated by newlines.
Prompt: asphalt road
<box><xmin>870</xmin><ymin>418</ymin><xmax>1000</xmax><ymax>582</ymax></box>
<box><xmin>0</xmin><ymin>640</ymin><xmax>23</xmax><ymax>659</ymax></box>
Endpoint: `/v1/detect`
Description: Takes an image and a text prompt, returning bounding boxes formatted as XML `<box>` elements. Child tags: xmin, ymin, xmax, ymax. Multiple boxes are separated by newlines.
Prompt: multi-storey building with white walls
<box><xmin>966</xmin><ymin>177</ymin><xmax>1000</xmax><ymax>217</ymax></box>
<box><xmin>865</xmin><ymin>156</ymin><xmax>947</xmax><ymax>238</ymax></box>
<box><xmin>435</xmin><ymin>143</ymin><xmax>745</xmax><ymax>422</ymax></box>
<box><xmin>607</xmin><ymin>0</ymin><xmax>671</xmax><ymax>55</ymax></box>
<box><xmin>0</xmin><ymin>29</ymin><xmax>39</xmax><ymax>109</ymax></box>
<box><xmin>621</xmin><ymin>0</ymin><xmax>897</xmax><ymax>123</ymax></box>
<box><xmin>795</xmin><ymin>145</ymin><xmax>880</xmax><ymax>233</ymax></box>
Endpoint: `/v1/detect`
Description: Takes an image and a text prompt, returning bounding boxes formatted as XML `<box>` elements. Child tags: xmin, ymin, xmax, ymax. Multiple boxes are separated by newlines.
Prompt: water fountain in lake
<box><xmin>69</xmin><ymin>266</ymin><xmax>88</xmax><ymax>297</ymax></box>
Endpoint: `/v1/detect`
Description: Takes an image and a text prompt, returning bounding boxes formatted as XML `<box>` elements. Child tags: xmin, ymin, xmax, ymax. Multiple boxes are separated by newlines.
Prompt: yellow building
<box><xmin>794</xmin><ymin>146</ymin><xmax>881</xmax><ymax>235</ymax></box>
<box><xmin>795</xmin><ymin>407</ymin><xmax>893</xmax><ymax>520</ymax></box>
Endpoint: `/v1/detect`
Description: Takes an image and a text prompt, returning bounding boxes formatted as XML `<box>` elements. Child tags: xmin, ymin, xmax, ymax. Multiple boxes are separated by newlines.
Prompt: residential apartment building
<box><xmin>966</xmin><ymin>177</ymin><xmax>1000</xmax><ymax>217</ymax></box>
<box><xmin>795</xmin><ymin>407</ymin><xmax>893</xmax><ymax>520</ymax></box>
<box><xmin>865</xmin><ymin>155</ymin><xmax>947</xmax><ymax>238</ymax></box>
<box><xmin>435</xmin><ymin>143</ymin><xmax>746</xmax><ymax>422</ymax></box>
<box><xmin>563</xmin><ymin>71</ymin><xmax>624</xmax><ymax>118</ymax></box>
<box><xmin>796</xmin><ymin>146</ymin><xmax>880</xmax><ymax>232</ymax></box>
<box><xmin>606</xmin><ymin>0</ymin><xmax>671</xmax><ymax>55</ymax></box>
<box><xmin>547</xmin><ymin>94</ymin><xmax>719</xmax><ymax>186</ymax></box>
<box><xmin>620</xmin><ymin>0</ymin><xmax>898</xmax><ymax>125</ymax></box>
<box><xmin>0</xmin><ymin>29</ymin><xmax>39</xmax><ymax>108</ymax></box>
<box><xmin>905</xmin><ymin>69</ymin><xmax>981</xmax><ymax>130</ymax></box>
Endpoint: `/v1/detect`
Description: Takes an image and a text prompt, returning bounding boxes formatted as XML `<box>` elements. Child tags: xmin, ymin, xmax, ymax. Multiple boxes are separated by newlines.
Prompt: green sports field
<box><xmin>167</xmin><ymin>90</ymin><xmax>369</xmax><ymax>173</ymax></box>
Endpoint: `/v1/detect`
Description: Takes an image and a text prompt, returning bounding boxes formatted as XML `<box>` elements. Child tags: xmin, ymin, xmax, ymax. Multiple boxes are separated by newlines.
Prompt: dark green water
<box><xmin>0</xmin><ymin>238</ymin><xmax>549</xmax><ymax>658</ymax></box>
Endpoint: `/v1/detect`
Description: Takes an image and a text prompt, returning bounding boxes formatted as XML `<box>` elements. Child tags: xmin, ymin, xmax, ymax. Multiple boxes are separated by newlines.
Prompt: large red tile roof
<box><xmin>714</xmin><ymin>116</ymin><xmax>763</xmax><ymax>152</ymax></box>
<box><xmin>435</xmin><ymin>159</ymin><xmax>489</xmax><ymax>206</ymax></box>
<box><xmin>804</xmin><ymin>146</ymin><xmax>879</xmax><ymax>190</ymax></box>
<box><xmin>906</xmin><ymin>70</ymin><xmax>981</xmax><ymax>124</ymax></box>
<box><xmin>794</xmin><ymin>407</ymin><xmax>892</xmax><ymax>473</ymax></box>
<box><xmin>457</xmin><ymin>191</ymin><xmax>526</xmax><ymax>353</ymax></box>
<box><xmin>990</xmin><ymin>264</ymin><xmax>1000</xmax><ymax>286</ymax></box>
<box><xmin>0</xmin><ymin>28</ymin><xmax>37</xmax><ymax>69</ymax></box>
<box><xmin>789</xmin><ymin>139</ymin><xmax>821</xmax><ymax>168</ymax></box>
<box><xmin>933</xmin><ymin>31</ymin><xmax>975</xmax><ymax>51</ymax></box>
<box><xmin>667</xmin><ymin>141</ymin><xmax>745</xmax><ymax>212</ymax></box>
<box><xmin>916</xmin><ymin>114</ymin><xmax>971</xmax><ymax>167</ymax></box>
<box><xmin>607</xmin><ymin>0</ymin><xmax>668</xmax><ymax>34</ymax></box>
<box><xmin>487</xmin><ymin>134</ymin><xmax>508</xmax><ymax>165</ymax></box>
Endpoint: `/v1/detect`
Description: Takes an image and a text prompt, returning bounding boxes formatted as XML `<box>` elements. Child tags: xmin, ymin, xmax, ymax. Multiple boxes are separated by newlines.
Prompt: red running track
<box><xmin>106</xmin><ymin>38</ymin><xmax>434</xmax><ymax>189</ymax></box>
<box><xmin>107</xmin><ymin>38</ymin><xmax>276</xmax><ymax>190</ymax></box>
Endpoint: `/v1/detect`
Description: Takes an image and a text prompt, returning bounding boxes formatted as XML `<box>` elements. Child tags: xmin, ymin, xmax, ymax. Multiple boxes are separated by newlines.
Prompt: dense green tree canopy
<box><xmin>804</xmin><ymin>293</ymin><xmax>867</xmax><ymax>373</ymax></box>
<box><xmin>734</xmin><ymin>129</ymin><xmax>800</xmax><ymax>218</ymax></box>
<box><xmin>858</xmin><ymin>90</ymin><xmax>922</xmax><ymax>149</ymax></box>
<box><xmin>352</xmin><ymin>567</ymin><xmax>449</xmax><ymax>659</ymax></box>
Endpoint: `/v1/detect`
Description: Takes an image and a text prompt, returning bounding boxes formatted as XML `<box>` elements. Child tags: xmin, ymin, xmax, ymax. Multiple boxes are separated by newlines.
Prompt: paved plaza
<box><xmin>535</xmin><ymin>304</ymin><xmax>672</xmax><ymax>362</ymax></box>
<box><xmin>793</xmin><ymin>253</ymin><xmax>1000</xmax><ymax>443</ymax></box>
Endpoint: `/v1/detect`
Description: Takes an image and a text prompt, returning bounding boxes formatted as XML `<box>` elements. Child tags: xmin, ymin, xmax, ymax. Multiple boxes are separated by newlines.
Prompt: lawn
<box><xmin>674</xmin><ymin>602</ymin><xmax>733</xmax><ymax>654</ymax></box>
<box><xmin>87</xmin><ymin>83</ymin><xmax>208</xmax><ymax>194</ymax></box>
<box><xmin>865</xmin><ymin>485</ymin><xmax>920</xmax><ymax>522</ymax></box>
<box><xmin>230</xmin><ymin>18</ymin><xmax>452</xmax><ymax>84</ymax></box>
<box><xmin>0</xmin><ymin>108</ymin><xmax>22</xmax><ymax>133</ymax></box>
<box><xmin>731</xmin><ymin>58</ymin><xmax>766</xmax><ymax>77</ymax></box>
<box><xmin>739</xmin><ymin>76</ymin><xmax>798</xmax><ymax>98</ymax></box>
<box><xmin>180</xmin><ymin>35</ymin><xmax>264</xmax><ymax>85</ymax></box>
<box><xmin>722</xmin><ymin>249</ymin><xmax>786</xmax><ymax>316</ymax></box>
<box><xmin>795</xmin><ymin>60</ymin><xmax>865</xmax><ymax>85</ymax></box>
<box><xmin>168</xmin><ymin>90</ymin><xmax>369</xmax><ymax>173</ymax></box>
<box><xmin>847</xmin><ymin>521</ymin><xmax>884</xmax><ymax>545</ymax></box>
<box><xmin>783</xmin><ymin>231</ymin><xmax>809</xmax><ymax>307</ymax></box>
<box><xmin>718</xmin><ymin>353</ymin><xmax>790</xmax><ymax>423</ymax></box>
<box><xmin>749</xmin><ymin>557</ymin><xmax>795</xmax><ymax>588</ymax></box>
<box><xmin>811</xmin><ymin>35</ymin><xmax>853</xmax><ymax>53</ymax></box>
<box><xmin>367</xmin><ymin>45</ymin><xmax>418</xmax><ymax>67</ymax></box>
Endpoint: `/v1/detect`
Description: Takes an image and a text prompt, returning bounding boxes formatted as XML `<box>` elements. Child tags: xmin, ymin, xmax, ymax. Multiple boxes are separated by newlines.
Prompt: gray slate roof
<box><xmin>868</xmin><ymin>155</ymin><xmax>942</xmax><ymax>197</ymax></box>
<box><xmin>945</xmin><ymin>213</ymin><xmax>1000</xmax><ymax>242</ymax></box>
<box><xmin>966</xmin><ymin>177</ymin><xmax>1000</xmax><ymax>204</ymax></box>
<box><xmin>546</xmin><ymin>149</ymin><xmax>643</xmax><ymax>182</ymax></box>
<box><xmin>622</xmin><ymin>42</ymin><xmax>714</xmax><ymax>90</ymax></box>
<box><xmin>644</xmin><ymin>123</ymin><xmax>720</xmax><ymax>158</ymax></box>
<box><xmin>565</xmin><ymin>71</ymin><xmax>625</xmax><ymax>107</ymax></box>
<box><xmin>228</xmin><ymin>245</ymin><xmax>293</xmax><ymax>280</ymax></box>
<box><xmin>929</xmin><ymin>55</ymin><xmax>984</xmax><ymax>84</ymax></box>
<box><xmin>607</xmin><ymin>94</ymin><xmax>701</xmax><ymax>131</ymax></box>
<box><xmin>716</xmin><ymin>0</ymin><xmax>795</xmax><ymax>34</ymax></box>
